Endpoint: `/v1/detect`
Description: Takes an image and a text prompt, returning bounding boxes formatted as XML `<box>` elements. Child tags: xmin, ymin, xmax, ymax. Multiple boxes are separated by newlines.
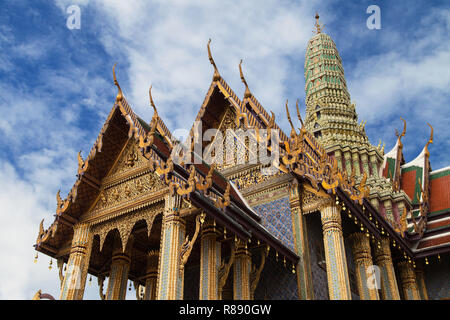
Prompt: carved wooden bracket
<box><xmin>250</xmin><ymin>248</ymin><xmax>266</xmax><ymax>299</ymax></box>
<box><xmin>179</xmin><ymin>213</ymin><xmax>205</xmax><ymax>275</ymax></box>
<box><xmin>218</xmin><ymin>243</ymin><xmax>235</xmax><ymax>299</ymax></box>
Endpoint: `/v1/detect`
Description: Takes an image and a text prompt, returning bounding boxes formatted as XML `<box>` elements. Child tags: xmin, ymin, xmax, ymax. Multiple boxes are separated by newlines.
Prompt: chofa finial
<box><xmin>149</xmin><ymin>85</ymin><xmax>157</xmax><ymax>114</ymax></box>
<box><xmin>285</xmin><ymin>100</ymin><xmax>296</xmax><ymax>137</ymax></box>
<box><xmin>112</xmin><ymin>63</ymin><xmax>123</xmax><ymax>102</ymax></box>
<box><xmin>239</xmin><ymin>59</ymin><xmax>251</xmax><ymax>98</ymax></box>
<box><xmin>424</xmin><ymin>123</ymin><xmax>433</xmax><ymax>157</ymax></box>
<box><xmin>296</xmin><ymin>99</ymin><xmax>304</xmax><ymax>128</ymax></box>
<box><xmin>207</xmin><ymin>39</ymin><xmax>220</xmax><ymax>81</ymax></box>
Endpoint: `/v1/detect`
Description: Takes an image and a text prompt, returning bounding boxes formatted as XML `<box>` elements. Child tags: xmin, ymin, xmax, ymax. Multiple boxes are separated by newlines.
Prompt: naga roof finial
<box><xmin>207</xmin><ymin>39</ymin><xmax>220</xmax><ymax>81</ymax></box>
<box><xmin>285</xmin><ymin>99</ymin><xmax>296</xmax><ymax>137</ymax></box>
<box><xmin>112</xmin><ymin>63</ymin><xmax>123</xmax><ymax>102</ymax></box>
<box><xmin>314</xmin><ymin>12</ymin><xmax>325</xmax><ymax>34</ymax></box>
<box><xmin>296</xmin><ymin>99</ymin><xmax>304</xmax><ymax>128</ymax></box>
<box><xmin>424</xmin><ymin>122</ymin><xmax>433</xmax><ymax>157</ymax></box>
<box><xmin>239</xmin><ymin>59</ymin><xmax>251</xmax><ymax>98</ymax></box>
<box><xmin>149</xmin><ymin>85</ymin><xmax>158</xmax><ymax>115</ymax></box>
<box><xmin>395</xmin><ymin>117</ymin><xmax>407</xmax><ymax>147</ymax></box>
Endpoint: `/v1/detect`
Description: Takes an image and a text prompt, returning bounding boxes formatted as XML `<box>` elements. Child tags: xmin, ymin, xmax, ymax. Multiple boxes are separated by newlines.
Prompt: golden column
<box><xmin>143</xmin><ymin>250</ymin><xmax>159</xmax><ymax>300</ymax></box>
<box><xmin>156</xmin><ymin>194</ymin><xmax>185</xmax><ymax>300</ymax></box>
<box><xmin>199</xmin><ymin>218</ymin><xmax>221</xmax><ymax>300</ymax></box>
<box><xmin>320</xmin><ymin>200</ymin><xmax>352</xmax><ymax>300</ymax></box>
<box><xmin>349</xmin><ymin>233</ymin><xmax>380</xmax><ymax>300</ymax></box>
<box><xmin>397</xmin><ymin>261</ymin><xmax>421</xmax><ymax>300</ymax></box>
<box><xmin>373</xmin><ymin>237</ymin><xmax>400</xmax><ymax>300</ymax></box>
<box><xmin>59</xmin><ymin>223</ymin><xmax>93</xmax><ymax>300</ymax></box>
<box><xmin>289</xmin><ymin>183</ymin><xmax>314</xmax><ymax>299</ymax></box>
<box><xmin>414</xmin><ymin>262</ymin><xmax>429</xmax><ymax>300</ymax></box>
<box><xmin>106</xmin><ymin>236</ymin><xmax>134</xmax><ymax>300</ymax></box>
<box><xmin>233</xmin><ymin>239</ymin><xmax>251</xmax><ymax>300</ymax></box>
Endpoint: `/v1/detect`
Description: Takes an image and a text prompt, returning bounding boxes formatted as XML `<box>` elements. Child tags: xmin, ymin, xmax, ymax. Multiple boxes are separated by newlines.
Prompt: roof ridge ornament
<box><xmin>296</xmin><ymin>99</ymin><xmax>305</xmax><ymax>129</ymax></box>
<box><xmin>314</xmin><ymin>12</ymin><xmax>325</xmax><ymax>34</ymax></box>
<box><xmin>395</xmin><ymin>117</ymin><xmax>407</xmax><ymax>147</ymax></box>
<box><xmin>424</xmin><ymin>122</ymin><xmax>433</xmax><ymax>157</ymax></box>
<box><xmin>148</xmin><ymin>85</ymin><xmax>158</xmax><ymax>115</ymax></box>
<box><xmin>239</xmin><ymin>59</ymin><xmax>252</xmax><ymax>98</ymax></box>
<box><xmin>112</xmin><ymin>63</ymin><xmax>123</xmax><ymax>102</ymax></box>
<box><xmin>285</xmin><ymin>99</ymin><xmax>296</xmax><ymax>137</ymax></box>
<box><xmin>207</xmin><ymin>39</ymin><xmax>221</xmax><ymax>81</ymax></box>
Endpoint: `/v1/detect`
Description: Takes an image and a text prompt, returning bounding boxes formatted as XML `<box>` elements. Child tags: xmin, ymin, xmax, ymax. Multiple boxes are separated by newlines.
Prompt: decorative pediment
<box><xmin>89</xmin><ymin>171</ymin><xmax>165</xmax><ymax>217</ymax></box>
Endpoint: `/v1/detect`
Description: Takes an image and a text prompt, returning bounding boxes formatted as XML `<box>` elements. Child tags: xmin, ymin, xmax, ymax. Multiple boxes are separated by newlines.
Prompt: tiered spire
<box><xmin>304</xmin><ymin>15</ymin><xmax>370</xmax><ymax>150</ymax></box>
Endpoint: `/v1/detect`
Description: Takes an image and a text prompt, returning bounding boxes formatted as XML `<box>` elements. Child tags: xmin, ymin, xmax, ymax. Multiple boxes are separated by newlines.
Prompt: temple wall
<box><xmin>252</xmin><ymin>196</ymin><xmax>295</xmax><ymax>251</ymax></box>
<box><xmin>424</xmin><ymin>253</ymin><xmax>450</xmax><ymax>300</ymax></box>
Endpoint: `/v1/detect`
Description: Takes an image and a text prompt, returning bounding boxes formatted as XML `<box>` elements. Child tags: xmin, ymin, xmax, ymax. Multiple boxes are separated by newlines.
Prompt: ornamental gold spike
<box><xmin>239</xmin><ymin>59</ymin><xmax>251</xmax><ymax>98</ymax></box>
<box><xmin>314</xmin><ymin>12</ymin><xmax>325</xmax><ymax>34</ymax></box>
<box><xmin>424</xmin><ymin>122</ymin><xmax>433</xmax><ymax>157</ymax></box>
<box><xmin>296</xmin><ymin>99</ymin><xmax>304</xmax><ymax>128</ymax></box>
<box><xmin>112</xmin><ymin>63</ymin><xmax>123</xmax><ymax>102</ymax></box>
<box><xmin>285</xmin><ymin>100</ymin><xmax>296</xmax><ymax>137</ymax></box>
<box><xmin>207</xmin><ymin>39</ymin><xmax>220</xmax><ymax>80</ymax></box>
<box><xmin>148</xmin><ymin>85</ymin><xmax>158</xmax><ymax>114</ymax></box>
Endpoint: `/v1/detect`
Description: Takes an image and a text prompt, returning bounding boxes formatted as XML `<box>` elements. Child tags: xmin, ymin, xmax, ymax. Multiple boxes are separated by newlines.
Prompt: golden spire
<box><xmin>424</xmin><ymin>122</ymin><xmax>433</xmax><ymax>157</ymax></box>
<box><xmin>314</xmin><ymin>12</ymin><xmax>325</xmax><ymax>34</ymax></box>
<box><xmin>207</xmin><ymin>39</ymin><xmax>220</xmax><ymax>81</ymax></box>
<box><xmin>239</xmin><ymin>59</ymin><xmax>251</xmax><ymax>98</ymax></box>
<box><xmin>112</xmin><ymin>63</ymin><xmax>123</xmax><ymax>102</ymax></box>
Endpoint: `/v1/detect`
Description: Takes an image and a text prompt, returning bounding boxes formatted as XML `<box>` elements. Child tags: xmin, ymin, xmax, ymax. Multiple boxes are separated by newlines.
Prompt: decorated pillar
<box><xmin>334</xmin><ymin>150</ymin><xmax>343</xmax><ymax>171</ymax></box>
<box><xmin>156</xmin><ymin>194</ymin><xmax>185</xmax><ymax>300</ymax></box>
<box><xmin>415</xmin><ymin>263</ymin><xmax>429</xmax><ymax>300</ymax></box>
<box><xmin>344</xmin><ymin>151</ymin><xmax>352</xmax><ymax>176</ymax></box>
<box><xmin>199</xmin><ymin>218</ymin><xmax>221</xmax><ymax>300</ymax></box>
<box><xmin>361</xmin><ymin>154</ymin><xmax>370</xmax><ymax>176</ymax></box>
<box><xmin>233</xmin><ymin>239</ymin><xmax>251</xmax><ymax>300</ymax></box>
<box><xmin>352</xmin><ymin>153</ymin><xmax>361</xmax><ymax>176</ymax></box>
<box><xmin>397</xmin><ymin>261</ymin><xmax>421</xmax><ymax>300</ymax></box>
<box><xmin>60</xmin><ymin>223</ymin><xmax>93</xmax><ymax>300</ymax></box>
<box><xmin>106</xmin><ymin>236</ymin><xmax>133</xmax><ymax>300</ymax></box>
<box><xmin>349</xmin><ymin>233</ymin><xmax>380</xmax><ymax>300</ymax></box>
<box><xmin>383</xmin><ymin>200</ymin><xmax>394</xmax><ymax>226</ymax></box>
<box><xmin>370</xmin><ymin>155</ymin><xmax>379</xmax><ymax>178</ymax></box>
<box><xmin>319</xmin><ymin>200</ymin><xmax>352</xmax><ymax>300</ymax></box>
<box><xmin>289</xmin><ymin>183</ymin><xmax>314</xmax><ymax>299</ymax></box>
<box><xmin>373</xmin><ymin>237</ymin><xmax>401</xmax><ymax>300</ymax></box>
<box><xmin>370</xmin><ymin>198</ymin><xmax>380</xmax><ymax>211</ymax></box>
<box><xmin>144</xmin><ymin>250</ymin><xmax>159</xmax><ymax>300</ymax></box>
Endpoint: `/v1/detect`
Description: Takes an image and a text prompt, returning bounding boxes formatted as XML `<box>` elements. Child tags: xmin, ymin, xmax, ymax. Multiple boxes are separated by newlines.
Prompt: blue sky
<box><xmin>0</xmin><ymin>0</ymin><xmax>448</xmax><ymax>299</ymax></box>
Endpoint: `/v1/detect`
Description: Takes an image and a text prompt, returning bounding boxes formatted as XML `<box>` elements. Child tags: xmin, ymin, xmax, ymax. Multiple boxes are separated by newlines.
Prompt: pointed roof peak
<box><xmin>239</xmin><ymin>59</ymin><xmax>252</xmax><ymax>99</ymax></box>
<box><xmin>112</xmin><ymin>63</ymin><xmax>123</xmax><ymax>102</ymax></box>
<box><xmin>207</xmin><ymin>39</ymin><xmax>221</xmax><ymax>81</ymax></box>
<box><xmin>314</xmin><ymin>12</ymin><xmax>325</xmax><ymax>34</ymax></box>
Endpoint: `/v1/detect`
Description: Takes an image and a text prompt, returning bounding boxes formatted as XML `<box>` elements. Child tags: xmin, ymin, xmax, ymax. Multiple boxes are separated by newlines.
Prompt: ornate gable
<box><xmin>84</xmin><ymin>139</ymin><xmax>166</xmax><ymax>220</ymax></box>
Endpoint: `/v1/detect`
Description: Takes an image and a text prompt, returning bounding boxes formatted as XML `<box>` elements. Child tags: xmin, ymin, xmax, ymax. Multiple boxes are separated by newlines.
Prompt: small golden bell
<box><xmin>34</xmin><ymin>253</ymin><xmax>38</xmax><ymax>264</ymax></box>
